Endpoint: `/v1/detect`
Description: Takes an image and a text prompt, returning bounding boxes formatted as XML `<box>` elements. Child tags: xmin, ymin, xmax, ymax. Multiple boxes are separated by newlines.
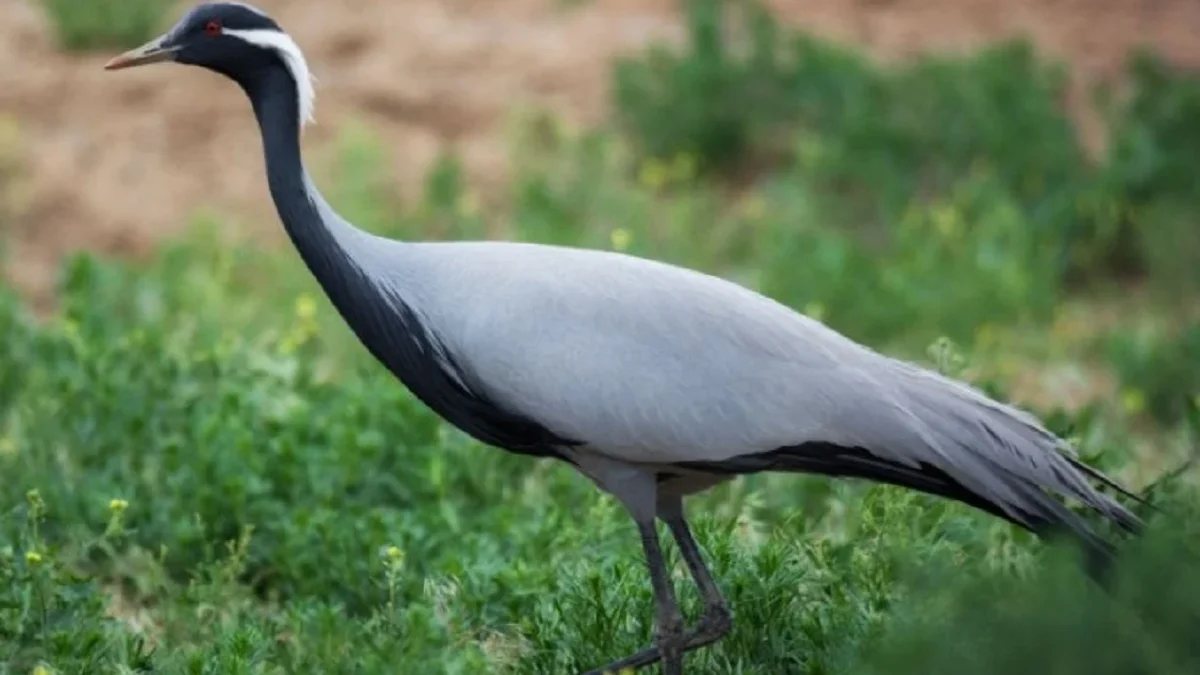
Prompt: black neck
<box><xmin>234</xmin><ymin>64</ymin><xmax>577</xmax><ymax>458</ymax></box>
<box><xmin>240</xmin><ymin>64</ymin><xmax>363</xmax><ymax>301</ymax></box>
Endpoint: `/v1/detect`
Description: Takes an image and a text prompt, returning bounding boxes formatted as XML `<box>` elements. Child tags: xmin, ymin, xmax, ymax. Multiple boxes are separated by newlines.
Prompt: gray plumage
<box><xmin>354</xmin><ymin>230</ymin><xmax>1137</xmax><ymax>536</ymax></box>
<box><xmin>106</xmin><ymin>5</ymin><xmax>1143</xmax><ymax>674</ymax></box>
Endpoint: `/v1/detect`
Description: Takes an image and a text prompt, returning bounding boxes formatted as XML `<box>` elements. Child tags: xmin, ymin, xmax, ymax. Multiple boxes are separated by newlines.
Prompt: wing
<box><xmin>366</xmin><ymin>239</ymin><xmax>1139</xmax><ymax>536</ymax></box>
<box><xmin>304</xmin><ymin>234</ymin><xmax>581</xmax><ymax>460</ymax></box>
<box><xmin>393</xmin><ymin>241</ymin><xmax>879</xmax><ymax>464</ymax></box>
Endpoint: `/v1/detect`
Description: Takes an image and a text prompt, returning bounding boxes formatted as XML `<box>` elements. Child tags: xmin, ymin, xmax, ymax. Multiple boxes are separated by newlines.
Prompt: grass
<box><xmin>38</xmin><ymin>0</ymin><xmax>175</xmax><ymax>51</ymax></box>
<box><xmin>0</xmin><ymin>245</ymin><xmax>1196</xmax><ymax>674</ymax></box>
<box><xmin>614</xmin><ymin>0</ymin><xmax>1200</xmax><ymax>301</ymax></box>
<box><xmin>2</xmin><ymin>126</ymin><xmax>1198</xmax><ymax>673</ymax></box>
<box><xmin>6</xmin><ymin>1</ymin><xmax>1200</xmax><ymax>673</ymax></box>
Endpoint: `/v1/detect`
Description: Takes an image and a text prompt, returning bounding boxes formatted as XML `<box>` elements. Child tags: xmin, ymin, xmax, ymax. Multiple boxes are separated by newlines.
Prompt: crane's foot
<box><xmin>580</xmin><ymin>605</ymin><xmax>733</xmax><ymax>674</ymax></box>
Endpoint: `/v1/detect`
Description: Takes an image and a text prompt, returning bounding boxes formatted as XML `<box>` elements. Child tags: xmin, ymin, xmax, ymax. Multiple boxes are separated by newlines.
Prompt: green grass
<box><xmin>6</xmin><ymin>1</ymin><xmax>1200</xmax><ymax>672</ymax></box>
<box><xmin>39</xmin><ymin>0</ymin><xmax>174</xmax><ymax>51</ymax></box>
<box><xmin>0</xmin><ymin>236</ymin><xmax>1196</xmax><ymax>674</ymax></box>
<box><xmin>2</xmin><ymin>125</ymin><xmax>1198</xmax><ymax>673</ymax></box>
<box><xmin>1104</xmin><ymin>319</ymin><xmax>1200</xmax><ymax>427</ymax></box>
<box><xmin>614</xmin><ymin>0</ymin><xmax>1200</xmax><ymax>300</ymax></box>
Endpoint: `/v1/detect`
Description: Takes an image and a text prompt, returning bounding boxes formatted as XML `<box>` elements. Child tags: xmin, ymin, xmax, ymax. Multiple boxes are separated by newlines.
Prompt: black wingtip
<box><xmin>1081</xmin><ymin>537</ymin><xmax>1122</xmax><ymax>592</ymax></box>
<box><xmin>1031</xmin><ymin>522</ymin><xmax>1124</xmax><ymax>593</ymax></box>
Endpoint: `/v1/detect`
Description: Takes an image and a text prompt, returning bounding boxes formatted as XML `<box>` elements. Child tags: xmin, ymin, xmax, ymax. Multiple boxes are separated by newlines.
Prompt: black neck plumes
<box><xmin>236</xmin><ymin>62</ymin><xmax>579</xmax><ymax>459</ymax></box>
<box><xmin>240</xmin><ymin>64</ymin><xmax>360</xmax><ymax>295</ymax></box>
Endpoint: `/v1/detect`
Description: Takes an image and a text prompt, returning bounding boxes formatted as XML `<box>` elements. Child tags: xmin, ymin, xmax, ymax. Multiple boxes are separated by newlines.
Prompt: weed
<box><xmin>38</xmin><ymin>0</ymin><xmax>175</xmax><ymax>51</ymax></box>
<box><xmin>613</xmin><ymin>0</ymin><xmax>795</xmax><ymax>176</ymax></box>
<box><xmin>612</xmin><ymin>0</ymin><xmax>1200</xmax><ymax>294</ymax></box>
<box><xmin>1</xmin><ymin>146</ymin><xmax>1196</xmax><ymax>673</ymax></box>
<box><xmin>5</xmin><ymin>2</ymin><xmax>1200</xmax><ymax>670</ymax></box>
<box><xmin>1105</xmin><ymin>320</ymin><xmax>1200</xmax><ymax>427</ymax></box>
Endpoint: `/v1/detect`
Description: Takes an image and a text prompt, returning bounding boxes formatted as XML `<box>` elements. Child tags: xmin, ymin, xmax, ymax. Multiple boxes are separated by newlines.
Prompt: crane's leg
<box><xmin>581</xmin><ymin>497</ymin><xmax>731</xmax><ymax>674</ymax></box>
<box><xmin>582</xmin><ymin>524</ymin><xmax>688</xmax><ymax>675</ymax></box>
<box><xmin>571</xmin><ymin>456</ymin><xmax>687</xmax><ymax>675</ymax></box>
<box><xmin>636</xmin><ymin>517</ymin><xmax>687</xmax><ymax>675</ymax></box>
<box><xmin>660</xmin><ymin>497</ymin><xmax>733</xmax><ymax>647</ymax></box>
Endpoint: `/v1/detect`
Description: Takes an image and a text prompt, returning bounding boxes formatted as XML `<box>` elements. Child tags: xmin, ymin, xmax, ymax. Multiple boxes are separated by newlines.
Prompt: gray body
<box><xmin>105</xmin><ymin>5</ymin><xmax>1143</xmax><ymax>673</ymax></box>
<box><xmin>375</xmin><ymin>235</ymin><xmax>856</xmax><ymax>462</ymax></box>
<box><xmin>345</xmin><ymin>223</ymin><xmax>1132</xmax><ymax>529</ymax></box>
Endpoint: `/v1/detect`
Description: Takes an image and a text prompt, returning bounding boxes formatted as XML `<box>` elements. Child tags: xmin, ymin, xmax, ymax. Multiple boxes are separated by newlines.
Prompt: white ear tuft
<box><xmin>224</xmin><ymin>28</ymin><xmax>317</xmax><ymax>127</ymax></box>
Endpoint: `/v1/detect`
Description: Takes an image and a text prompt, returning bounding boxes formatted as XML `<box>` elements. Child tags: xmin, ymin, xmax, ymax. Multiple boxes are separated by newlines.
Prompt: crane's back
<box><xmin>350</xmin><ymin>237</ymin><xmax>893</xmax><ymax>462</ymax></box>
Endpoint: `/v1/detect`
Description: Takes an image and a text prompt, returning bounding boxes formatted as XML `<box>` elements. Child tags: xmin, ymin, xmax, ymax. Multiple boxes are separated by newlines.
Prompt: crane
<box><xmin>104</xmin><ymin>4</ymin><xmax>1145</xmax><ymax>673</ymax></box>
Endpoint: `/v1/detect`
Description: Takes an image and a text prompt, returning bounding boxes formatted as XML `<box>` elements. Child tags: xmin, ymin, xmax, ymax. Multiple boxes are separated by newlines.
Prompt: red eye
<box><xmin>204</xmin><ymin>21</ymin><xmax>221</xmax><ymax>36</ymax></box>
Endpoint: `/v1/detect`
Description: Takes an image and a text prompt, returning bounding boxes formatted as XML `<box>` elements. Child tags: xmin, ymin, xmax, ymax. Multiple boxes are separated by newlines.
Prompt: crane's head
<box><xmin>104</xmin><ymin>2</ymin><xmax>315</xmax><ymax>124</ymax></box>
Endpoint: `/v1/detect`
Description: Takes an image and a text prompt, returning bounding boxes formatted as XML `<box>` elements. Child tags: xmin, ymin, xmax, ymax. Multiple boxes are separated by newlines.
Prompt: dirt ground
<box><xmin>2</xmin><ymin>0</ymin><xmax>1200</xmax><ymax>306</ymax></box>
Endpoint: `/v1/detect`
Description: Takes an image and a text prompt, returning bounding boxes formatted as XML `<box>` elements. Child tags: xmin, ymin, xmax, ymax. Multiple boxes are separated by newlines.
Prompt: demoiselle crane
<box><xmin>105</xmin><ymin>4</ymin><xmax>1145</xmax><ymax>673</ymax></box>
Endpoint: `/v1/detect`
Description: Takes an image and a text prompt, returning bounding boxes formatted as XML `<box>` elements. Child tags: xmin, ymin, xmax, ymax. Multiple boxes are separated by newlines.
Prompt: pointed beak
<box><xmin>103</xmin><ymin>35</ymin><xmax>179</xmax><ymax>71</ymax></box>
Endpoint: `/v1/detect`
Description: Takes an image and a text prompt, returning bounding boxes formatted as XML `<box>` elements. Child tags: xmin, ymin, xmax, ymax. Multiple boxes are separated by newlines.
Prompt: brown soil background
<box><xmin>2</xmin><ymin>0</ymin><xmax>1200</xmax><ymax>307</ymax></box>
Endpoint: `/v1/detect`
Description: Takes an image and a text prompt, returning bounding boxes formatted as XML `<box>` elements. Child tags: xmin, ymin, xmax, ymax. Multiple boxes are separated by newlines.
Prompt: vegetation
<box><xmin>1104</xmin><ymin>319</ymin><xmax>1200</xmax><ymax>427</ymax></box>
<box><xmin>39</xmin><ymin>0</ymin><xmax>174</xmax><ymax>51</ymax></box>
<box><xmin>6</xmin><ymin>0</ymin><xmax>1200</xmax><ymax>673</ymax></box>
<box><xmin>613</xmin><ymin>0</ymin><xmax>1200</xmax><ymax>301</ymax></box>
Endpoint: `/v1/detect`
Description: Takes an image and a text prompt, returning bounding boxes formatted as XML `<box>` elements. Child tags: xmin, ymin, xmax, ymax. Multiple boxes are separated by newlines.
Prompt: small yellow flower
<box><xmin>931</xmin><ymin>203</ymin><xmax>960</xmax><ymax>238</ymax></box>
<box><xmin>1121</xmin><ymin>389</ymin><xmax>1146</xmax><ymax>415</ymax></box>
<box><xmin>804</xmin><ymin>302</ymin><xmax>826</xmax><ymax>322</ymax></box>
<box><xmin>25</xmin><ymin>550</ymin><xmax>42</xmax><ymax>565</ymax></box>
<box><xmin>610</xmin><ymin>228</ymin><xmax>631</xmax><ymax>251</ymax></box>
<box><xmin>277</xmin><ymin>335</ymin><xmax>298</xmax><ymax>356</ymax></box>
<box><xmin>294</xmin><ymin>294</ymin><xmax>317</xmax><ymax>321</ymax></box>
<box><xmin>32</xmin><ymin>665</ymin><xmax>53</xmax><ymax>675</ymax></box>
<box><xmin>385</xmin><ymin>545</ymin><xmax>404</xmax><ymax>564</ymax></box>
<box><xmin>458</xmin><ymin>192</ymin><xmax>480</xmax><ymax>218</ymax></box>
<box><xmin>638</xmin><ymin>158</ymin><xmax>668</xmax><ymax>191</ymax></box>
<box><xmin>551</xmin><ymin>115</ymin><xmax>580</xmax><ymax>143</ymax></box>
<box><xmin>974</xmin><ymin>323</ymin><xmax>995</xmax><ymax>348</ymax></box>
<box><xmin>109</xmin><ymin>498</ymin><xmax>128</xmax><ymax>513</ymax></box>
<box><xmin>740</xmin><ymin>194</ymin><xmax>766</xmax><ymax>221</ymax></box>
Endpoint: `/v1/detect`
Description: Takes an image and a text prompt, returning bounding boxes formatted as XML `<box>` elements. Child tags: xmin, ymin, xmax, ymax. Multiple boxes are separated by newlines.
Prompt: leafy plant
<box><xmin>612</xmin><ymin>0</ymin><xmax>1200</xmax><ymax>297</ymax></box>
<box><xmin>5</xmin><ymin>5</ymin><xmax>1200</xmax><ymax>669</ymax></box>
<box><xmin>1099</xmin><ymin>52</ymin><xmax>1200</xmax><ymax>294</ymax></box>
<box><xmin>0</xmin><ymin>127</ymin><xmax>1194</xmax><ymax>671</ymax></box>
<box><xmin>612</xmin><ymin>0</ymin><xmax>798</xmax><ymax>176</ymax></box>
<box><xmin>39</xmin><ymin>0</ymin><xmax>174</xmax><ymax>51</ymax></box>
<box><xmin>1106</xmin><ymin>320</ymin><xmax>1200</xmax><ymax>426</ymax></box>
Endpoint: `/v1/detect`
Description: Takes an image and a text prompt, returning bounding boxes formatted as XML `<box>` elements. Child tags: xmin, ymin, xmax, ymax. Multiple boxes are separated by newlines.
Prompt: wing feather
<box><xmin>371</xmin><ymin>240</ymin><xmax>1139</xmax><ymax>535</ymax></box>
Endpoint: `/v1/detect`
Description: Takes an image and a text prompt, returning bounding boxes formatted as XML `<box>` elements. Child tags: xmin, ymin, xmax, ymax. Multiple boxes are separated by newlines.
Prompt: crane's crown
<box><xmin>103</xmin><ymin>2</ymin><xmax>316</xmax><ymax>125</ymax></box>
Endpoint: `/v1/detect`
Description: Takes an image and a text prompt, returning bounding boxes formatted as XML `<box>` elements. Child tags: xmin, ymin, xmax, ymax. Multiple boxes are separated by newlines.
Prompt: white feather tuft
<box><xmin>224</xmin><ymin>28</ymin><xmax>317</xmax><ymax>127</ymax></box>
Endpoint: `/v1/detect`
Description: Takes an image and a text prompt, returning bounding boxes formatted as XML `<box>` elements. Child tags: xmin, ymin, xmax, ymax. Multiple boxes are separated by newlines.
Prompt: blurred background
<box><xmin>2</xmin><ymin>0</ymin><xmax>1200</xmax><ymax>673</ymax></box>
<box><xmin>4</xmin><ymin>0</ymin><xmax>1200</xmax><ymax>308</ymax></box>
